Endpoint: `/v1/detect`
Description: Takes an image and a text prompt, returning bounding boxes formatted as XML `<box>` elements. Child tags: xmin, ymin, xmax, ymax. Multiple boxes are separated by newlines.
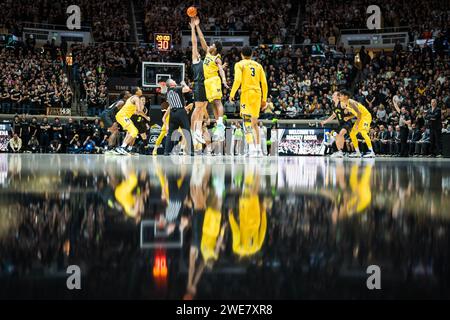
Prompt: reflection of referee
<box><xmin>164</xmin><ymin>79</ymin><xmax>193</xmax><ymax>156</ymax></box>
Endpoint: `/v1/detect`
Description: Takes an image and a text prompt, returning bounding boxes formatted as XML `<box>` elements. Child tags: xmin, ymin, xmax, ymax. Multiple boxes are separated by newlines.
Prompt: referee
<box><xmin>164</xmin><ymin>79</ymin><xmax>194</xmax><ymax>156</ymax></box>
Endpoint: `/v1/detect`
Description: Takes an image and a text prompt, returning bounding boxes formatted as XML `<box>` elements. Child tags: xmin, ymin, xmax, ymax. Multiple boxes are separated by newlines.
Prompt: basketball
<box><xmin>187</xmin><ymin>6</ymin><xmax>197</xmax><ymax>17</ymax></box>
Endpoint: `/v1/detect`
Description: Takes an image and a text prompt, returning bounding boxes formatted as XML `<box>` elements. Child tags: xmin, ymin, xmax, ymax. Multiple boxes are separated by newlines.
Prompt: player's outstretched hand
<box><xmin>222</xmin><ymin>62</ymin><xmax>228</xmax><ymax>70</ymax></box>
<box><xmin>193</xmin><ymin>16</ymin><xmax>200</xmax><ymax>26</ymax></box>
<box><xmin>223</xmin><ymin>81</ymin><xmax>230</xmax><ymax>89</ymax></box>
<box><xmin>229</xmin><ymin>96</ymin><xmax>235</xmax><ymax>103</ymax></box>
<box><xmin>189</xmin><ymin>18</ymin><xmax>196</xmax><ymax>29</ymax></box>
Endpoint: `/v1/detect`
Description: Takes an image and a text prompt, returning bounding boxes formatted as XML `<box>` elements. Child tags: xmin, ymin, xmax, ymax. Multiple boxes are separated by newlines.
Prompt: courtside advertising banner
<box><xmin>277</xmin><ymin>128</ymin><xmax>331</xmax><ymax>156</ymax></box>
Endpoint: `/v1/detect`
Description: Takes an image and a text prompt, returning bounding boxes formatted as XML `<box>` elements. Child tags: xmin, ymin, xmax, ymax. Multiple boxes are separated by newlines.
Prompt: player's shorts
<box><xmin>337</xmin><ymin>121</ymin><xmax>352</xmax><ymax>134</ymax></box>
<box><xmin>194</xmin><ymin>82</ymin><xmax>207</xmax><ymax>102</ymax></box>
<box><xmin>204</xmin><ymin>76</ymin><xmax>222</xmax><ymax>102</ymax></box>
<box><xmin>116</xmin><ymin>114</ymin><xmax>139</xmax><ymax>138</ymax></box>
<box><xmin>131</xmin><ymin>115</ymin><xmax>149</xmax><ymax>134</ymax></box>
<box><xmin>240</xmin><ymin>90</ymin><xmax>262</xmax><ymax>118</ymax></box>
<box><xmin>100</xmin><ymin>109</ymin><xmax>115</xmax><ymax>128</ymax></box>
<box><xmin>351</xmin><ymin>114</ymin><xmax>372</xmax><ymax>133</ymax></box>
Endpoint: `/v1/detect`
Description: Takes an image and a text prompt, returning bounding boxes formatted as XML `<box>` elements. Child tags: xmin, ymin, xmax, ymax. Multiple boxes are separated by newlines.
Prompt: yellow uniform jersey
<box><xmin>116</xmin><ymin>96</ymin><xmax>139</xmax><ymax>138</ymax></box>
<box><xmin>346</xmin><ymin>100</ymin><xmax>371</xmax><ymax>119</ymax></box>
<box><xmin>230</xmin><ymin>59</ymin><xmax>268</xmax><ymax>118</ymax></box>
<box><xmin>203</xmin><ymin>53</ymin><xmax>221</xmax><ymax>79</ymax></box>
<box><xmin>203</xmin><ymin>53</ymin><xmax>223</xmax><ymax>102</ymax></box>
<box><xmin>116</xmin><ymin>96</ymin><xmax>137</xmax><ymax>118</ymax></box>
<box><xmin>346</xmin><ymin>99</ymin><xmax>372</xmax><ymax>133</ymax></box>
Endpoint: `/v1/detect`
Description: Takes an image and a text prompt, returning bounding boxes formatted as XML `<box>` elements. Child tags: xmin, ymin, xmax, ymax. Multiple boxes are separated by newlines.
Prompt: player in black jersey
<box><xmin>189</xmin><ymin>18</ymin><xmax>208</xmax><ymax>147</ymax></box>
<box><xmin>321</xmin><ymin>91</ymin><xmax>352</xmax><ymax>157</ymax></box>
<box><xmin>101</xmin><ymin>91</ymin><xmax>131</xmax><ymax>154</ymax></box>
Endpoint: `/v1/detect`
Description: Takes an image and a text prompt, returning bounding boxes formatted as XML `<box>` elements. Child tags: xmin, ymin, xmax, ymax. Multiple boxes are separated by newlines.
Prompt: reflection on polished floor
<box><xmin>1</xmin><ymin>154</ymin><xmax>450</xmax><ymax>299</ymax></box>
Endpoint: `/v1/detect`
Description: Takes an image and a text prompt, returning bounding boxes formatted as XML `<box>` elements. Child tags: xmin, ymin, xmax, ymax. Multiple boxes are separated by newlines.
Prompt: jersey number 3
<box><xmin>250</xmin><ymin>67</ymin><xmax>256</xmax><ymax>77</ymax></box>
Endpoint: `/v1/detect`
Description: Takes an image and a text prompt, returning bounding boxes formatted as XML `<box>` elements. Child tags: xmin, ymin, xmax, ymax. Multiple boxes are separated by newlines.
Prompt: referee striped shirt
<box><xmin>167</xmin><ymin>87</ymin><xmax>185</xmax><ymax>110</ymax></box>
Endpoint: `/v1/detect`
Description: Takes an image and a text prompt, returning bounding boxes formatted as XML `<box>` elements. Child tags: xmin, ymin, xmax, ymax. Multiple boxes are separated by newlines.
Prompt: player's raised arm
<box><xmin>193</xmin><ymin>17</ymin><xmax>208</xmax><ymax>52</ymax></box>
<box><xmin>230</xmin><ymin>63</ymin><xmax>242</xmax><ymax>101</ymax></box>
<box><xmin>216</xmin><ymin>58</ymin><xmax>229</xmax><ymax>89</ymax></box>
<box><xmin>190</xmin><ymin>18</ymin><xmax>199</xmax><ymax>63</ymax></box>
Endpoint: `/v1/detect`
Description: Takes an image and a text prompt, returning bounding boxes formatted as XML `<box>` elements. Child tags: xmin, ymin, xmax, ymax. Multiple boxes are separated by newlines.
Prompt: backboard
<box><xmin>142</xmin><ymin>62</ymin><xmax>185</xmax><ymax>88</ymax></box>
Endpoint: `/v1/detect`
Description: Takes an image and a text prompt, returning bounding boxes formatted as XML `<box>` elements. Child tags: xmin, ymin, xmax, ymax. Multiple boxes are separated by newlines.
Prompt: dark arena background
<box><xmin>0</xmin><ymin>0</ymin><xmax>450</xmax><ymax>304</ymax></box>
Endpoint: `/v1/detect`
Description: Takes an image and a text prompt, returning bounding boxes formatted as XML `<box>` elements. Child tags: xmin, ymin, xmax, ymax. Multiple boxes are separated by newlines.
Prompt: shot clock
<box><xmin>154</xmin><ymin>33</ymin><xmax>172</xmax><ymax>51</ymax></box>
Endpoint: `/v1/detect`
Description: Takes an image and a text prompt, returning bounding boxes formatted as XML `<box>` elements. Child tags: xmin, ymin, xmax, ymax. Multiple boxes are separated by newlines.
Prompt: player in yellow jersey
<box><xmin>153</xmin><ymin>102</ymin><xmax>170</xmax><ymax>156</ymax></box>
<box><xmin>230</xmin><ymin>46</ymin><xmax>268</xmax><ymax>157</ymax></box>
<box><xmin>115</xmin><ymin>87</ymin><xmax>144</xmax><ymax>155</ymax></box>
<box><xmin>339</xmin><ymin>90</ymin><xmax>375</xmax><ymax>158</ymax></box>
<box><xmin>193</xmin><ymin>17</ymin><xmax>228</xmax><ymax>141</ymax></box>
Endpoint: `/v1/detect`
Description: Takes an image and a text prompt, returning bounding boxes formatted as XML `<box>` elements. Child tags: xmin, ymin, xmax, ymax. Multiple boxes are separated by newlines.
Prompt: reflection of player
<box><xmin>346</xmin><ymin>163</ymin><xmax>373</xmax><ymax>214</ymax></box>
<box><xmin>193</xmin><ymin>17</ymin><xmax>228</xmax><ymax>141</ymax></box>
<box><xmin>185</xmin><ymin>163</ymin><xmax>227</xmax><ymax>299</ymax></box>
<box><xmin>321</xmin><ymin>92</ymin><xmax>351</xmax><ymax>158</ymax></box>
<box><xmin>101</xmin><ymin>91</ymin><xmax>131</xmax><ymax>154</ymax></box>
<box><xmin>229</xmin><ymin>164</ymin><xmax>266</xmax><ymax>257</ymax></box>
<box><xmin>230</xmin><ymin>46</ymin><xmax>268</xmax><ymax>157</ymax></box>
<box><xmin>115</xmin><ymin>87</ymin><xmax>144</xmax><ymax>155</ymax></box>
<box><xmin>332</xmin><ymin>162</ymin><xmax>373</xmax><ymax>222</ymax></box>
<box><xmin>114</xmin><ymin>172</ymin><xmax>145</xmax><ymax>220</ymax></box>
<box><xmin>339</xmin><ymin>90</ymin><xmax>375</xmax><ymax>158</ymax></box>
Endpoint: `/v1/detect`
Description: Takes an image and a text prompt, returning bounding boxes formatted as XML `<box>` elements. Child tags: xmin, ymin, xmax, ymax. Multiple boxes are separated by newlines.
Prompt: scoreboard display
<box><xmin>154</xmin><ymin>33</ymin><xmax>172</xmax><ymax>51</ymax></box>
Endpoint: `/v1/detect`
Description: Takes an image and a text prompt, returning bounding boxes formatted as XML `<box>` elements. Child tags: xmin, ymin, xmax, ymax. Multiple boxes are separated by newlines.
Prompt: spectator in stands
<box><xmin>27</xmin><ymin>135</ymin><xmax>40</xmax><ymax>153</ymax></box>
<box><xmin>415</xmin><ymin>126</ymin><xmax>431</xmax><ymax>156</ymax></box>
<box><xmin>29</xmin><ymin>117</ymin><xmax>39</xmax><ymax>138</ymax></box>
<box><xmin>39</xmin><ymin>117</ymin><xmax>51</xmax><ymax>152</ymax></box>
<box><xmin>68</xmin><ymin>134</ymin><xmax>83</xmax><ymax>154</ymax></box>
<box><xmin>408</xmin><ymin>123</ymin><xmax>421</xmax><ymax>155</ymax></box>
<box><xmin>9</xmin><ymin>133</ymin><xmax>22</xmax><ymax>153</ymax></box>
<box><xmin>49</xmin><ymin>138</ymin><xmax>62</xmax><ymax>153</ymax></box>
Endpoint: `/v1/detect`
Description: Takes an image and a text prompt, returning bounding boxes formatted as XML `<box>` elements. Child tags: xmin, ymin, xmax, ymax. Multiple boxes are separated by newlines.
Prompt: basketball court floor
<box><xmin>1</xmin><ymin>154</ymin><xmax>450</xmax><ymax>299</ymax></box>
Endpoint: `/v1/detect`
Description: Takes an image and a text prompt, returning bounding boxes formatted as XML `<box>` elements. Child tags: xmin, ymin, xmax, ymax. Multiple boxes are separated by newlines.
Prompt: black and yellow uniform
<box><xmin>334</xmin><ymin>102</ymin><xmax>351</xmax><ymax>132</ymax></box>
<box><xmin>192</xmin><ymin>60</ymin><xmax>207</xmax><ymax>102</ymax></box>
<box><xmin>130</xmin><ymin>114</ymin><xmax>150</xmax><ymax>134</ymax></box>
